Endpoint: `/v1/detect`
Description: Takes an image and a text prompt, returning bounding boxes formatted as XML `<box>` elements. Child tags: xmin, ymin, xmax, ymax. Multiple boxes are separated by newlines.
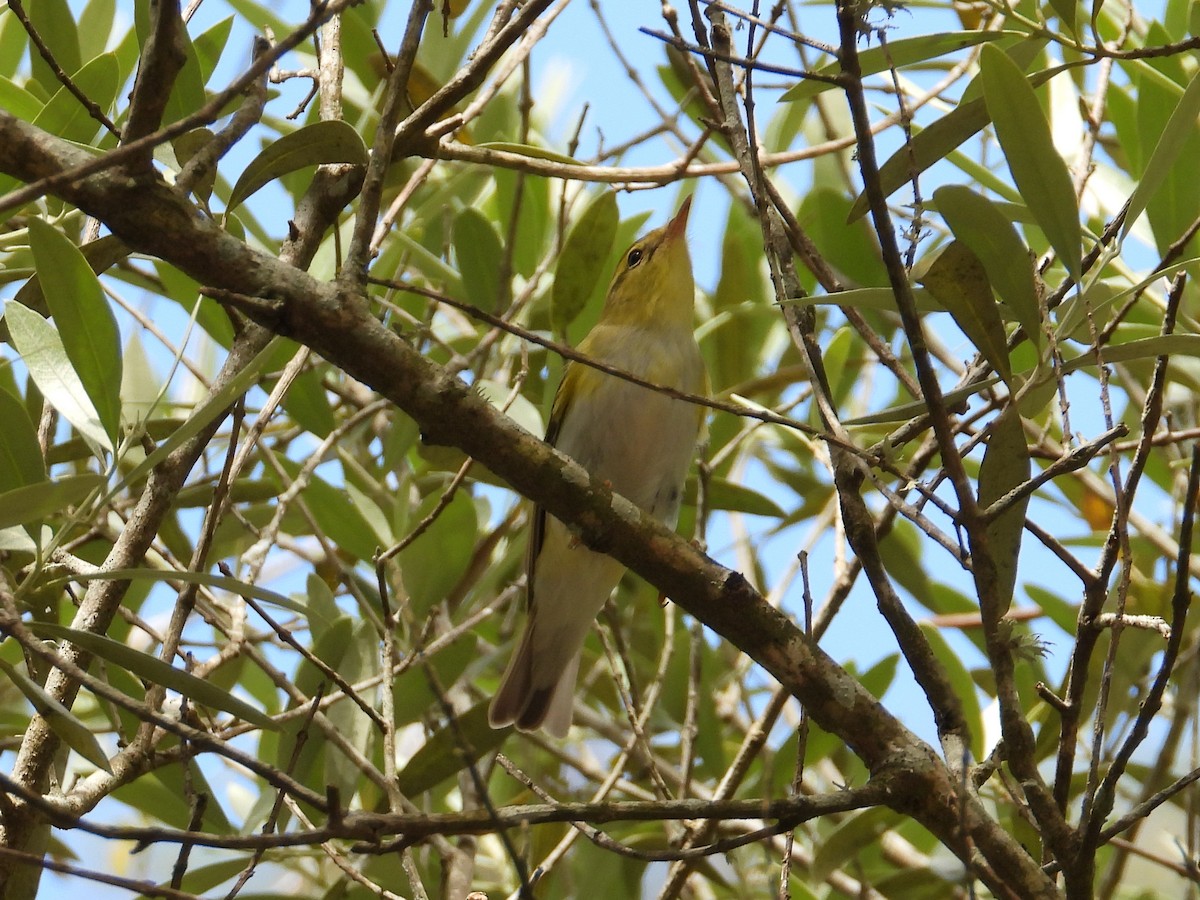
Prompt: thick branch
<box><xmin>0</xmin><ymin>112</ymin><xmax>1057</xmax><ymax>898</ymax></box>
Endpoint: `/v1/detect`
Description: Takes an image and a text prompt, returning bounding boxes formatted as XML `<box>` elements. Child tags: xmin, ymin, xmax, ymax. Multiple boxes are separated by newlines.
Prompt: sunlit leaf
<box><xmin>28</xmin><ymin>218</ymin><xmax>123</xmax><ymax>444</ymax></box>
<box><xmin>1122</xmin><ymin>70</ymin><xmax>1200</xmax><ymax>240</ymax></box>
<box><xmin>782</xmin><ymin>31</ymin><xmax>1019</xmax><ymax>102</ymax></box>
<box><xmin>980</xmin><ymin>45</ymin><xmax>1082</xmax><ymax>281</ymax></box>
<box><xmin>4</xmin><ymin>300</ymin><xmax>112</xmax><ymax>454</ymax></box>
<box><xmin>31</xmin><ymin>52</ymin><xmax>118</xmax><ymax>144</ymax></box>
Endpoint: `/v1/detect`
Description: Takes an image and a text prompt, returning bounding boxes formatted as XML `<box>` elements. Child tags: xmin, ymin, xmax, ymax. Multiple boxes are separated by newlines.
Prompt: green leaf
<box><xmin>227</xmin><ymin>120</ymin><xmax>368</xmax><ymax>212</ymax></box>
<box><xmin>918</xmin><ymin>623</ymin><xmax>984</xmax><ymax>760</ymax></box>
<box><xmin>395</xmin><ymin>702</ymin><xmax>509</xmax><ymax>796</ymax></box>
<box><xmin>31</xmin><ymin>52</ymin><xmax>118</xmax><ymax>145</ymax></box>
<box><xmin>920</xmin><ymin>241</ymin><xmax>1012</xmax><ymax>383</ymax></box>
<box><xmin>684</xmin><ymin>476</ymin><xmax>786</xmax><ymax>518</ymax></box>
<box><xmin>192</xmin><ymin>15</ymin><xmax>235</xmax><ymax>85</ymax></box>
<box><xmin>848</xmin><ymin>41</ymin><xmax>1060</xmax><ymax>222</ymax></box>
<box><xmin>0</xmin><ymin>657</ymin><xmax>111</xmax><ymax>773</ymax></box>
<box><xmin>112</xmin><ymin>337</ymin><xmax>281</xmax><ymax>494</ymax></box>
<box><xmin>787</xmin><ymin>286</ymin><xmax>943</xmax><ymax>313</ymax></box>
<box><xmin>980</xmin><ymin>45</ymin><xmax>1081</xmax><ymax>281</ymax></box>
<box><xmin>978</xmin><ymin>406</ymin><xmax>1030</xmax><ymax>616</ymax></box>
<box><xmin>27</xmin><ymin>623</ymin><xmax>277</xmax><ymax>730</ymax></box>
<box><xmin>0</xmin><ymin>387</ymin><xmax>45</xmax><ymax>492</ymax></box>
<box><xmin>846</xmin><ymin>376</ymin><xmax>1002</xmax><ymax>425</ymax></box>
<box><xmin>552</xmin><ymin>191</ymin><xmax>619</xmax><ymax>332</ymax></box>
<box><xmin>782</xmin><ymin>31</ymin><xmax>1019</xmax><ymax>102</ymax></box>
<box><xmin>0</xmin><ymin>74</ymin><xmax>44</xmax><ymax>122</ymax></box>
<box><xmin>848</xmin><ymin>98</ymin><xmax>992</xmax><ymax>222</ymax></box>
<box><xmin>27</xmin><ymin>0</ymin><xmax>81</xmax><ymax>95</ymax></box>
<box><xmin>78</xmin><ymin>0</ymin><xmax>116</xmax><ymax>62</ymax></box>
<box><xmin>1060</xmin><ymin>334</ymin><xmax>1200</xmax><ymax>372</ymax></box>
<box><xmin>812</xmin><ymin>807</ymin><xmax>905</xmax><ymax>884</ymax></box>
<box><xmin>325</xmin><ymin>619</ymin><xmax>378</xmax><ymax>800</ymax></box>
<box><xmin>4</xmin><ymin>300</ymin><xmax>112</xmax><ymax>454</ymax></box>
<box><xmin>14</xmin><ymin>234</ymin><xmax>127</xmax><ymax>317</ymax></box>
<box><xmin>28</xmin><ymin>219</ymin><xmax>123</xmax><ymax>444</ymax></box>
<box><xmin>56</xmin><ymin>568</ymin><xmax>312</xmax><ymax>621</ymax></box>
<box><xmin>474</xmin><ymin>141</ymin><xmax>584</xmax><ymax>166</ymax></box>
<box><xmin>397</xmin><ymin>490</ymin><xmax>478</xmax><ymax>615</ymax></box>
<box><xmin>935</xmin><ymin>185</ymin><xmax>1042</xmax><ymax>348</ymax></box>
<box><xmin>453</xmin><ymin>207</ymin><xmax>505</xmax><ymax>313</ymax></box>
<box><xmin>0</xmin><ymin>474</ymin><xmax>105</xmax><ymax>529</ymax></box>
<box><xmin>1122</xmin><ymin>69</ymin><xmax>1200</xmax><ymax>240</ymax></box>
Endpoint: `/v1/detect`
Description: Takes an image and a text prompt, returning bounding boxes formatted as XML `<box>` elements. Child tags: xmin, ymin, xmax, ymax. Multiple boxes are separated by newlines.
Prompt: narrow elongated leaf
<box><xmin>1061</xmin><ymin>334</ymin><xmax>1200</xmax><ymax>371</ymax></box>
<box><xmin>935</xmin><ymin>185</ymin><xmax>1041</xmax><ymax>347</ymax></box>
<box><xmin>846</xmin><ymin>376</ymin><xmax>1002</xmax><ymax>425</ymax></box>
<box><xmin>27</xmin><ymin>623</ymin><xmax>277</xmax><ymax>729</ymax></box>
<box><xmin>28</xmin><ymin>219</ymin><xmax>123</xmax><ymax>444</ymax></box>
<box><xmin>787</xmin><ymin>286</ymin><xmax>943</xmax><ymax>313</ymax></box>
<box><xmin>683</xmin><ymin>476</ymin><xmax>787</xmax><ymax>518</ymax></box>
<box><xmin>920</xmin><ymin>241</ymin><xmax>1012</xmax><ymax>382</ymax></box>
<box><xmin>396</xmin><ymin>702</ymin><xmax>509</xmax><ymax>796</ymax></box>
<box><xmin>783</xmin><ymin>31</ymin><xmax>1019</xmax><ymax>102</ymax></box>
<box><xmin>918</xmin><ymin>623</ymin><xmax>984</xmax><ymax>759</ymax></box>
<box><xmin>398</xmin><ymin>490</ymin><xmax>478</xmax><ymax>615</ymax></box>
<box><xmin>31</xmin><ymin>52</ymin><xmax>118</xmax><ymax>144</ymax></box>
<box><xmin>325</xmin><ymin>619</ymin><xmax>377</xmax><ymax>799</ymax></box>
<box><xmin>1122</xmin><ymin>70</ymin><xmax>1200</xmax><ymax>240</ymax></box>
<box><xmin>552</xmin><ymin>191</ymin><xmax>619</xmax><ymax>332</ymax></box>
<box><xmin>0</xmin><ymin>74</ymin><xmax>44</xmax><ymax>121</ymax></box>
<box><xmin>0</xmin><ymin>658</ymin><xmax>111</xmax><ymax>773</ymax></box>
<box><xmin>848</xmin><ymin>98</ymin><xmax>992</xmax><ymax>222</ymax></box>
<box><xmin>59</xmin><ymin>568</ymin><xmax>312</xmax><ymax>621</ymax></box>
<box><xmin>4</xmin><ymin>300</ymin><xmax>112</xmax><ymax>454</ymax></box>
<box><xmin>27</xmin><ymin>0</ymin><xmax>81</xmax><ymax>94</ymax></box>
<box><xmin>475</xmin><ymin>142</ymin><xmax>584</xmax><ymax>166</ymax></box>
<box><xmin>112</xmin><ymin>337</ymin><xmax>281</xmax><ymax>494</ymax></box>
<box><xmin>227</xmin><ymin>120</ymin><xmax>368</xmax><ymax>212</ymax></box>
<box><xmin>453</xmin><ymin>207</ymin><xmax>505</xmax><ymax>312</ymax></box>
<box><xmin>15</xmin><ymin>234</ymin><xmax>127</xmax><ymax>317</ymax></box>
<box><xmin>978</xmin><ymin>406</ymin><xmax>1030</xmax><ymax>616</ymax></box>
<box><xmin>847</xmin><ymin>41</ymin><xmax>1060</xmax><ymax>222</ymax></box>
<box><xmin>0</xmin><ymin>474</ymin><xmax>105</xmax><ymax>529</ymax></box>
<box><xmin>812</xmin><ymin>807</ymin><xmax>905</xmax><ymax>884</ymax></box>
<box><xmin>980</xmin><ymin>45</ymin><xmax>1081</xmax><ymax>281</ymax></box>
<box><xmin>0</xmin><ymin>387</ymin><xmax>45</xmax><ymax>492</ymax></box>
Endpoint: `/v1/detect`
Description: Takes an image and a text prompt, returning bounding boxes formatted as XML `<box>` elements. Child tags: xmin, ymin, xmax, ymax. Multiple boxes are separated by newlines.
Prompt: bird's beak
<box><xmin>664</xmin><ymin>195</ymin><xmax>692</xmax><ymax>243</ymax></box>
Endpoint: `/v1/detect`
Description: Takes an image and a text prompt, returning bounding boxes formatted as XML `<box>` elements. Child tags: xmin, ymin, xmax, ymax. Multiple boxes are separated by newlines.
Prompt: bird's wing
<box><xmin>526</xmin><ymin>360</ymin><xmax>587</xmax><ymax>608</ymax></box>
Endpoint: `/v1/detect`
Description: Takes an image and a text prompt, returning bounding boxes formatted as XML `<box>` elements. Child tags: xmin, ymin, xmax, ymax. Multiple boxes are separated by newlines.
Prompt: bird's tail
<box><xmin>489</xmin><ymin>619</ymin><xmax>581</xmax><ymax>737</ymax></box>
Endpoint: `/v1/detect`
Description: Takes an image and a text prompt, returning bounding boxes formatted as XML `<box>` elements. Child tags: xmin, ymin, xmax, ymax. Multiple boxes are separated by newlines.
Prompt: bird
<box><xmin>489</xmin><ymin>196</ymin><xmax>706</xmax><ymax>737</ymax></box>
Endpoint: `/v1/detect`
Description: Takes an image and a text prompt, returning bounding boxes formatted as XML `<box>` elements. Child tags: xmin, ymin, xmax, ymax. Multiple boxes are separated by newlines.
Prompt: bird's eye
<box><xmin>626</xmin><ymin>247</ymin><xmax>644</xmax><ymax>268</ymax></box>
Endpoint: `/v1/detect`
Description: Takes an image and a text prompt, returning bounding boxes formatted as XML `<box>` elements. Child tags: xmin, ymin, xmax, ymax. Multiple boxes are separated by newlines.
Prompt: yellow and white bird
<box><xmin>489</xmin><ymin>197</ymin><xmax>706</xmax><ymax>737</ymax></box>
